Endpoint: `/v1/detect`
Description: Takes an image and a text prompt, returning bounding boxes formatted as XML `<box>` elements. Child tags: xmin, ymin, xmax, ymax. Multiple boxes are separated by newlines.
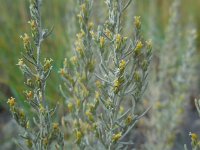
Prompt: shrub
<box><xmin>59</xmin><ymin>0</ymin><xmax>152</xmax><ymax>149</ymax></box>
<box><xmin>7</xmin><ymin>0</ymin><xmax>64</xmax><ymax>149</ymax></box>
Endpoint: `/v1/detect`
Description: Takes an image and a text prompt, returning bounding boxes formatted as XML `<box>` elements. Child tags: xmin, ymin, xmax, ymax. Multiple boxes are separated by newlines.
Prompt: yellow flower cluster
<box><xmin>17</xmin><ymin>58</ymin><xmax>24</xmax><ymax>67</ymax></box>
<box><xmin>53</xmin><ymin>123</ymin><xmax>59</xmax><ymax>130</ymax></box>
<box><xmin>76</xmin><ymin>130</ymin><xmax>83</xmax><ymax>143</ymax></box>
<box><xmin>68</xmin><ymin>102</ymin><xmax>73</xmax><ymax>112</ymax></box>
<box><xmin>44</xmin><ymin>58</ymin><xmax>53</xmax><ymax>72</ymax></box>
<box><xmin>190</xmin><ymin>132</ymin><xmax>198</xmax><ymax>142</ymax></box>
<box><xmin>85</xmin><ymin>110</ymin><xmax>94</xmax><ymax>121</ymax></box>
<box><xmin>28</xmin><ymin>20</ymin><xmax>37</xmax><ymax>31</ymax></box>
<box><xmin>20</xmin><ymin>33</ymin><xmax>30</xmax><ymax>47</ymax></box>
<box><xmin>26</xmin><ymin>91</ymin><xmax>33</xmax><ymax>100</ymax></box>
<box><xmin>7</xmin><ymin>97</ymin><xmax>15</xmax><ymax>107</ymax></box>
<box><xmin>104</xmin><ymin>28</ymin><xmax>112</xmax><ymax>38</ymax></box>
<box><xmin>116</xmin><ymin>34</ymin><xmax>122</xmax><ymax>44</ymax></box>
<box><xmin>125</xmin><ymin>115</ymin><xmax>132</xmax><ymax>125</ymax></box>
<box><xmin>119</xmin><ymin>59</ymin><xmax>126</xmax><ymax>73</ymax></box>
<box><xmin>100</xmin><ymin>36</ymin><xmax>105</xmax><ymax>48</ymax></box>
<box><xmin>134</xmin><ymin>16</ymin><xmax>141</xmax><ymax>29</ymax></box>
<box><xmin>112</xmin><ymin>132</ymin><xmax>122</xmax><ymax>142</ymax></box>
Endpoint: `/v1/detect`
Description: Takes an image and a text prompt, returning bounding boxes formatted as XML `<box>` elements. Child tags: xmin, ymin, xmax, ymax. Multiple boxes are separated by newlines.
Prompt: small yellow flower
<box><xmin>113</xmin><ymin>79</ymin><xmax>120</xmax><ymax>94</ymax></box>
<box><xmin>189</xmin><ymin>132</ymin><xmax>198</xmax><ymax>142</ymax></box>
<box><xmin>119</xmin><ymin>59</ymin><xmax>126</xmax><ymax>73</ymax></box>
<box><xmin>19</xmin><ymin>109</ymin><xmax>25</xmax><ymax>119</ymax></box>
<box><xmin>80</xmin><ymin>3</ymin><xmax>86</xmax><ymax>13</ymax></box>
<box><xmin>26</xmin><ymin>139</ymin><xmax>33</xmax><ymax>148</ymax></box>
<box><xmin>70</xmin><ymin>56</ymin><xmax>78</xmax><ymax>64</ymax></box>
<box><xmin>88</xmin><ymin>22</ymin><xmax>94</xmax><ymax>30</ymax></box>
<box><xmin>53</xmin><ymin>123</ymin><xmax>59</xmax><ymax>130</ymax></box>
<box><xmin>146</xmin><ymin>40</ymin><xmax>152</xmax><ymax>49</ymax></box>
<box><xmin>59</xmin><ymin>68</ymin><xmax>65</xmax><ymax>76</ymax></box>
<box><xmin>114</xmin><ymin>79</ymin><xmax>120</xmax><ymax>88</ymax></box>
<box><xmin>96</xmin><ymin>80</ymin><xmax>102</xmax><ymax>88</ymax></box>
<box><xmin>63</xmin><ymin>58</ymin><xmax>68</xmax><ymax>67</ymax></box>
<box><xmin>100</xmin><ymin>36</ymin><xmax>105</xmax><ymax>48</ymax></box>
<box><xmin>134</xmin><ymin>16</ymin><xmax>141</xmax><ymax>29</ymax></box>
<box><xmin>75</xmin><ymin>44</ymin><xmax>84</xmax><ymax>56</ymax></box>
<box><xmin>77</xmin><ymin>13</ymin><xmax>83</xmax><ymax>23</ymax></box>
<box><xmin>16</xmin><ymin>58</ymin><xmax>24</xmax><ymax>66</ymax></box>
<box><xmin>142</xmin><ymin>59</ymin><xmax>148</xmax><ymax>71</ymax></box>
<box><xmin>43</xmin><ymin>138</ymin><xmax>48</xmax><ymax>146</ymax></box>
<box><xmin>76</xmin><ymin>30</ymin><xmax>85</xmax><ymax>39</ymax></box>
<box><xmin>105</xmin><ymin>28</ymin><xmax>111</xmax><ymax>38</ymax></box>
<box><xmin>95</xmin><ymin>91</ymin><xmax>100</xmax><ymax>99</ymax></box>
<box><xmin>26</xmin><ymin>91</ymin><xmax>33</xmax><ymax>100</ymax></box>
<box><xmin>7</xmin><ymin>97</ymin><xmax>16</xmax><ymax>107</ymax></box>
<box><xmin>125</xmin><ymin>115</ymin><xmax>132</xmax><ymax>125</ymax></box>
<box><xmin>85</xmin><ymin>110</ymin><xmax>94</xmax><ymax>121</ymax></box>
<box><xmin>136</xmin><ymin>41</ymin><xmax>143</xmax><ymax>50</ymax></box>
<box><xmin>68</xmin><ymin>102</ymin><xmax>73</xmax><ymax>112</ymax></box>
<box><xmin>20</xmin><ymin>33</ymin><xmax>30</xmax><ymax>46</ymax></box>
<box><xmin>44</xmin><ymin>58</ymin><xmax>53</xmax><ymax>71</ymax></box>
<box><xmin>116</xmin><ymin>34</ymin><xmax>122</xmax><ymax>44</ymax></box>
<box><xmin>39</xmin><ymin>104</ymin><xmax>45</xmax><ymax>113</ymax></box>
<box><xmin>28</xmin><ymin>20</ymin><xmax>37</xmax><ymax>31</ymax></box>
<box><xmin>76</xmin><ymin>131</ymin><xmax>83</xmax><ymax>143</ymax></box>
<box><xmin>90</xmin><ymin>30</ymin><xmax>97</xmax><ymax>39</ymax></box>
<box><xmin>112</xmin><ymin>132</ymin><xmax>122</xmax><ymax>142</ymax></box>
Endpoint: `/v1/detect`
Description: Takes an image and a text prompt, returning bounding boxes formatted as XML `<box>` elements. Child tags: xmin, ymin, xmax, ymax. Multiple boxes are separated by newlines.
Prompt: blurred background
<box><xmin>0</xmin><ymin>0</ymin><xmax>200</xmax><ymax>149</ymax></box>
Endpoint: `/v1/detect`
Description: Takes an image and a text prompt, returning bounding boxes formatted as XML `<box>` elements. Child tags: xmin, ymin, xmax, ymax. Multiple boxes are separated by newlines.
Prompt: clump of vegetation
<box><xmin>143</xmin><ymin>0</ymin><xmax>198</xmax><ymax>149</ymax></box>
<box><xmin>5</xmin><ymin>0</ymin><xmax>200</xmax><ymax>150</ymax></box>
<box><xmin>7</xmin><ymin>0</ymin><xmax>64</xmax><ymax>149</ymax></box>
<box><xmin>60</xmin><ymin>0</ymin><xmax>152</xmax><ymax>149</ymax></box>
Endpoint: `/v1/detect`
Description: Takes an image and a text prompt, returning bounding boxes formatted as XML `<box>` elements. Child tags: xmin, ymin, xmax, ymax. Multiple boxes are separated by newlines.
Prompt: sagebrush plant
<box><xmin>60</xmin><ymin>0</ymin><xmax>152</xmax><ymax>149</ymax></box>
<box><xmin>143</xmin><ymin>0</ymin><xmax>198</xmax><ymax>149</ymax></box>
<box><xmin>7</xmin><ymin>0</ymin><xmax>64</xmax><ymax>149</ymax></box>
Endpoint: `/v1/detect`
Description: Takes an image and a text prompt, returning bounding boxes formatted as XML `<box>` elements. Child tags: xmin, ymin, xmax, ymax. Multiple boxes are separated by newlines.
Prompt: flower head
<box><xmin>28</xmin><ymin>20</ymin><xmax>37</xmax><ymax>31</ymax></box>
<box><xmin>134</xmin><ymin>16</ymin><xmax>141</xmax><ymax>29</ymax></box>
<box><xmin>146</xmin><ymin>40</ymin><xmax>152</xmax><ymax>49</ymax></box>
<box><xmin>189</xmin><ymin>132</ymin><xmax>198</xmax><ymax>142</ymax></box>
<box><xmin>100</xmin><ymin>36</ymin><xmax>105</xmax><ymax>48</ymax></box>
<box><xmin>59</xmin><ymin>68</ymin><xmax>65</xmax><ymax>76</ymax></box>
<box><xmin>119</xmin><ymin>59</ymin><xmax>126</xmax><ymax>73</ymax></box>
<box><xmin>7</xmin><ymin>97</ymin><xmax>16</xmax><ymax>107</ymax></box>
<box><xmin>17</xmin><ymin>59</ymin><xmax>25</xmax><ymax>67</ymax></box>
<box><xmin>112</xmin><ymin>132</ymin><xmax>122</xmax><ymax>142</ymax></box>
<box><xmin>44</xmin><ymin>58</ymin><xmax>53</xmax><ymax>71</ymax></box>
<box><xmin>116</xmin><ymin>34</ymin><xmax>122</xmax><ymax>44</ymax></box>
<box><xmin>68</xmin><ymin>102</ymin><xmax>73</xmax><ymax>112</ymax></box>
<box><xmin>53</xmin><ymin>123</ymin><xmax>59</xmax><ymax>130</ymax></box>
<box><xmin>136</xmin><ymin>41</ymin><xmax>143</xmax><ymax>50</ymax></box>
<box><xmin>125</xmin><ymin>115</ymin><xmax>132</xmax><ymax>125</ymax></box>
<box><xmin>76</xmin><ymin>130</ymin><xmax>83</xmax><ymax>143</ymax></box>
<box><xmin>20</xmin><ymin>33</ymin><xmax>30</xmax><ymax>47</ymax></box>
<box><xmin>105</xmin><ymin>28</ymin><xmax>111</xmax><ymax>38</ymax></box>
